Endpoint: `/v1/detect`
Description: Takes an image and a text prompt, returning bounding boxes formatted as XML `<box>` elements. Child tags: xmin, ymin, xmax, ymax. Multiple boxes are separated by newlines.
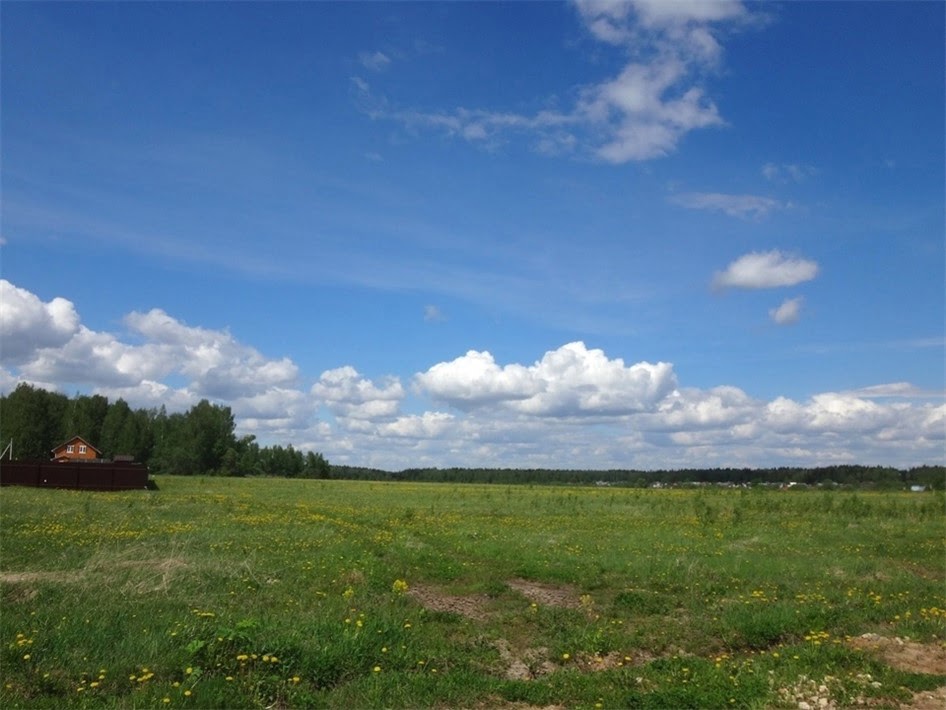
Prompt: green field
<box><xmin>1</xmin><ymin>477</ymin><xmax>944</xmax><ymax>708</ymax></box>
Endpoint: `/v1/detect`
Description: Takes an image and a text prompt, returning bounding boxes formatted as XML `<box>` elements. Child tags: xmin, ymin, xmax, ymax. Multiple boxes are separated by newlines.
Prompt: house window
<box><xmin>66</xmin><ymin>445</ymin><xmax>74</xmax><ymax>453</ymax></box>
<box><xmin>78</xmin><ymin>445</ymin><xmax>87</xmax><ymax>454</ymax></box>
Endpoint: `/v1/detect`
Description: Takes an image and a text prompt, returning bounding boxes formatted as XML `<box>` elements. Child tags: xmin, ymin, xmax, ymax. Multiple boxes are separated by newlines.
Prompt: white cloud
<box><xmin>358</xmin><ymin>50</ymin><xmax>391</xmax><ymax>72</ymax></box>
<box><xmin>642</xmin><ymin>385</ymin><xmax>756</xmax><ymax>431</ymax></box>
<box><xmin>312</xmin><ymin>366</ymin><xmax>404</xmax><ymax>420</ymax></box>
<box><xmin>2</xmin><ymin>281</ymin><xmax>941</xmax><ymax>471</ymax></box>
<box><xmin>770</xmin><ymin>296</ymin><xmax>803</xmax><ymax>325</ymax></box>
<box><xmin>415</xmin><ymin>349</ymin><xmax>542</xmax><ymax>408</ymax></box>
<box><xmin>3</xmin><ymin>282</ymin><xmax>305</xmax><ymax>424</ymax></box>
<box><xmin>124</xmin><ymin>309</ymin><xmax>298</xmax><ymax>399</ymax></box>
<box><xmin>0</xmin><ymin>280</ymin><xmax>80</xmax><ymax>362</ymax></box>
<box><xmin>95</xmin><ymin>380</ymin><xmax>198</xmax><ymax>412</ymax></box>
<box><xmin>713</xmin><ymin>250</ymin><xmax>819</xmax><ymax>290</ymax></box>
<box><xmin>670</xmin><ymin>191</ymin><xmax>783</xmax><ymax>219</ymax></box>
<box><xmin>580</xmin><ymin>59</ymin><xmax>724</xmax><ymax>162</ymax></box>
<box><xmin>361</xmin><ymin>1</ymin><xmax>756</xmax><ymax>163</ymax></box>
<box><xmin>378</xmin><ymin>411</ymin><xmax>456</xmax><ymax>439</ymax></box>
<box><xmin>416</xmin><ymin>341</ymin><xmax>677</xmax><ymax>416</ymax></box>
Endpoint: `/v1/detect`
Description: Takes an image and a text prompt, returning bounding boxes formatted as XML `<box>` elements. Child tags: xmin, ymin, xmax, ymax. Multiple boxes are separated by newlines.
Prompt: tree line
<box><xmin>332</xmin><ymin>464</ymin><xmax>944</xmax><ymax>490</ymax></box>
<box><xmin>0</xmin><ymin>383</ymin><xmax>330</xmax><ymax>478</ymax></box>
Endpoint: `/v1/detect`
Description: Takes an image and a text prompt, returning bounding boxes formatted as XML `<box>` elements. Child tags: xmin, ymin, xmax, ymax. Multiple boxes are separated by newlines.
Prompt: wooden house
<box><xmin>51</xmin><ymin>436</ymin><xmax>102</xmax><ymax>462</ymax></box>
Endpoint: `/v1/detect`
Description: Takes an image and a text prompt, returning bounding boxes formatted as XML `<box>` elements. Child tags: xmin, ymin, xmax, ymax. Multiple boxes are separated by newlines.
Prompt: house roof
<box><xmin>51</xmin><ymin>435</ymin><xmax>102</xmax><ymax>455</ymax></box>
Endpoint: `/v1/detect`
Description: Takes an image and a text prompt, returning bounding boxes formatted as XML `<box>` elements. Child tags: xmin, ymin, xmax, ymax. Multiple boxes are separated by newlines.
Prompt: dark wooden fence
<box><xmin>0</xmin><ymin>460</ymin><xmax>150</xmax><ymax>491</ymax></box>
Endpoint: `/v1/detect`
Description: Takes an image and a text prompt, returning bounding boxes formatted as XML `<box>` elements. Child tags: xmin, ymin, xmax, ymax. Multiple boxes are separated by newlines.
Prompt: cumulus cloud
<box><xmin>124</xmin><ymin>309</ymin><xmax>298</xmax><ymax>399</ymax></box>
<box><xmin>312</xmin><ymin>366</ymin><xmax>404</xmax><ymax>420</ymax></box>
<box><xmin>360</xmin><ymin>1</ymin><xmax>756</xmax><ymax>163</ymax></box>
<box><xmin>0</xmin><ymin>280</ymin><xmax>80</xmax><ymax>362</ymax></box>
<box><xmin>2</xmin><ymin>280</ymin><xmax>941</xmax><ymax>471</ymax></box>
<box><xmin>2</xmin><ymin>282</ymin><xmax>306</xmax><ymax>425</ymax></box>
<box><xmin>378</xmin><ymin>411</ymin><xmax>456</xmax><ymax>439</ymax></box>
<box><xmin>770</xmin><ymin>296</ymin><xmax>803</xmax><ymax>325</ymax></box>
<box><xmin>670</xmin><ymin>192</ymin><xmax>783</xmax><ymax>219</ymax></box>
<box><xmin>642</xmin><ymin>385</ymin><xmax>756</xmax><ymax>431</ymax></box>
<box><xmin>416</xmin><ymin>341</ymin><xmax>677</xmax><ymax>416</ymax></box>
<box><xmin>415</xmin><ymin>350</ymin><xmax>542</xmax><ymax>408</ymax></box>
<box><xmin>713</xmin><ymin>251</ymin><xmax>819</xmax><ymax>290</ymax></box>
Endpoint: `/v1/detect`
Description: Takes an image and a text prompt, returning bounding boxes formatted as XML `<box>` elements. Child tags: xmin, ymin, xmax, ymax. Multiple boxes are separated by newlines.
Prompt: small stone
<box><xmin>818</xmin><ymin>698</ymin><xmax>829</xmax><ymax>708</ymax></box>
<box><xmin>798</xmin><ymin>702</ymin><xmax>812</xmax><ymax>710</ymax></box>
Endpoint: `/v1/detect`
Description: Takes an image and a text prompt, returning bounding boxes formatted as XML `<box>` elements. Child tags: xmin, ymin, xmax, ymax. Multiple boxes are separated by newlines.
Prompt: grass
<box><xmin>1</xmin><ymin>477</ymin><xmax>944</xmax><ymax>708</ymax></box>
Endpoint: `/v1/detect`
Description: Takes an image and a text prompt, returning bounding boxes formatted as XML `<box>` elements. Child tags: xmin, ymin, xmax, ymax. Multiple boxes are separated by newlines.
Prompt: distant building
<box><xmin>51</xmin><ymin>436</ymin><xmax>102</xmax><ymax>462</ymax></box>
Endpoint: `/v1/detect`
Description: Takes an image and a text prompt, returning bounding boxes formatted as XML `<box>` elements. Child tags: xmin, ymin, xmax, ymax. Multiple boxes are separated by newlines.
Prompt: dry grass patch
<box><xmin>492</xmin><ymin>638</ymin><xmax>557</xmax><ymax>681</ymax></box>
<box><xmin>848</xmin><ymin>633</ymin><xmax>946</xmax><ymax>675</ymax></box>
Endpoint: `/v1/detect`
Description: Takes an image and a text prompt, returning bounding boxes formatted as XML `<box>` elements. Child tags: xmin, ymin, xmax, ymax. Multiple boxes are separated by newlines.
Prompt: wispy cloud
<box><xmin>714</xmin><ymin>250</ymin><xmax>819</xmax><ymax>290</ymax></box>
<box><xmin>841</xmin><ymin>382</ymin><xmax>945</xmax><ymax>399</ymax></box>
<box><xmin>357</xmin><ymin>1</ymin><xmax>757</xmax><ymax>163</ymax></box>
<box><xmin>769</xmin><ymin>296</ymin><xmax>803</xmax><ymax>325</ymax></box>
<box><xmin>358</xmin><ymin>50</ymin><xmax>391</xmax><ymax>72</ymax></box>
<box><xmin>670</xmin><ymin>191</ymin><xmax>784</xmax><ymax>219</ymax></box>
<box><xmin>423</xmin><ymin>305</ymin><xmax>446</xmax><ymax>322</ymax></box>
<box><xmin>762</xmin><ymin>162</ymin><xmax>818</xmax><ymax>183</ymax></box>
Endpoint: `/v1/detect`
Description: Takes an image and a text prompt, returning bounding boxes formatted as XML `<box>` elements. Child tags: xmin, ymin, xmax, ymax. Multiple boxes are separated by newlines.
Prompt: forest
<box><xmin>1</xmin><ymin>383</ymin><xmax>941</xmax><ymax>488</ymax></box>
<box><xmin>0</xmin><ymin>383</ymin><xmax>329</xmax><ymax>478</ymax></box>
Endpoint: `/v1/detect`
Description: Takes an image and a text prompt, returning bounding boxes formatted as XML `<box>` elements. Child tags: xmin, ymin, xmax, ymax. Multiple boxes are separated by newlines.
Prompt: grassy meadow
<box><xmin>1</xmin><ymin>476</ymin><xmax>944</xmax><ymax>708</ymax></box>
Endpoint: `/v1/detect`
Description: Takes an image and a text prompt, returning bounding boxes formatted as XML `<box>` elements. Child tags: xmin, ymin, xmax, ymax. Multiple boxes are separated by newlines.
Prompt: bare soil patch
<box><xmin>903</xmin><ymin>685</ymin><xmax>946</xmax><ymax>710</ymax></box>
<box><xmin>506</xmin><ymin>578</ymin><xmax>582</xmax><ymax>609</ymax></box>
<box><xmin>848</xmin><ymin>634</ymin><xmax>946</xmax><ymax>675</ymax></box>
<box><xmin>407</xmin><ymin>584</ymin><xmax>492</xmax><ymax>621</ymax></box>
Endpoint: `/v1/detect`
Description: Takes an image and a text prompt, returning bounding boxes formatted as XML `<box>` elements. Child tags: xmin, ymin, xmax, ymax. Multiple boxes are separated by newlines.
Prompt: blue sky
<box><xmin>2</xmin><ymin>1</ymin><xmax>943</xmax><ymax>470</ymax></box>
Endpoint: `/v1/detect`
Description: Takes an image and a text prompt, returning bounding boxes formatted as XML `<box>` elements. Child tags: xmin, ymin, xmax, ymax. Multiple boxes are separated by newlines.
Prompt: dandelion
<box><xmin>392</xmin><ymin>579</ymin><xmax>409</xmax><ymax>594</ymax></box>
<box><xmin>291</xmin><ymin>676</ymin><xmax>300</xmax><ymax>683</ymax></box>
<box><xmin>225</xmin><ymin>676</ymin><xmax>234</xmax><ymax>682</ymax></box>
<box><xmin>22</xmin><ymin>654</ymin><xmax>30</xmax><ymax>661</ymax></box>
<box><xmin>163</xmin><ymin>698</ymin><xmax>171</xmax><ymax>704</ymax></box>
<box><xmin>562</xmin><ymin>653</ymin><xmax>570</xmax><ymax>661</ymax></box>
<box><xmin>184</xmin><ymin>690</ymin><xmax>192</xmax><ymax>697</ymax></box>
